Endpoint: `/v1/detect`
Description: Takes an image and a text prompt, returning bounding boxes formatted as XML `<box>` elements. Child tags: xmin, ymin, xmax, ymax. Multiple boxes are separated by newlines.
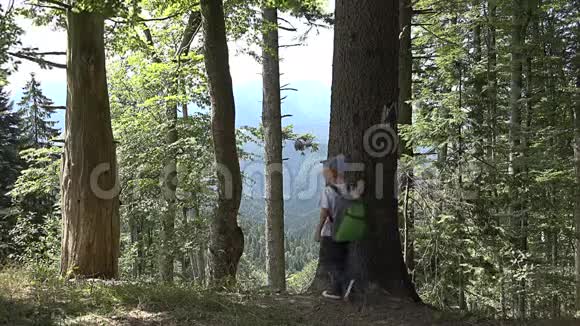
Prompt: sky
<box><xmin>6</xmin><ymin>0</ymin><xmax>335</xmax><ymax>141</ymax></box>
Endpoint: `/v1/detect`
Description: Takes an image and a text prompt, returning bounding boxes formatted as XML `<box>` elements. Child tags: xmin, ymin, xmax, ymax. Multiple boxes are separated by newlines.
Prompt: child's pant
<box><xmin>320</xmin><ymin>236</ymin><xmax>349</xmax><ymax>295</ymax></box>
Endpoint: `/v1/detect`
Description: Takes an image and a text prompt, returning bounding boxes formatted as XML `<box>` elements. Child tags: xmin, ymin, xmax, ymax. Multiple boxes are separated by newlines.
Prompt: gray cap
<box><xmin>321</xmin><ymin>154</ymin><xmax>347</xmax><ymax>173</ymax></box>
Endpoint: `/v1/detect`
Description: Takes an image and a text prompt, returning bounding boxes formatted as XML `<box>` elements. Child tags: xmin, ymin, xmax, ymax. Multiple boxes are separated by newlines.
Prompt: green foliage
<box><xmin>0</xmin><ymin>86</ymin><xmax>22</xmax><ymax>262</ymax></box>
<box><xmin>0</xmin><ymin>3</ymin><xmax>22</xmax><ymax>86</ymax></box>
<box><xmin>241</xmin><ymin>124</ymin><xmax>319</xmax><ymax>153</ymax></box>
<box><xmin>7</xmin><ymin>147</ymin><xmax>60</xmax><ymax>264</ymax></box>
<box><xmin>0</xmin><ymin>86</ymin><xmax>21</xmax><ymax>209</ymax></box>
<box><xmin>287</xmin><ymin>259</ymin><xmax>316</xmax><ymax>293</ymax></box>
<box><xmin>407</xmin><ymin>0</ymin><xmax>578</xmax><ymax>318</ymax></box>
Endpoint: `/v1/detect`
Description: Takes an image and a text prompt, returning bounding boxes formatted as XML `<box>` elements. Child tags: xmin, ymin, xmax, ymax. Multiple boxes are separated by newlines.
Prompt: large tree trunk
<box><xmin>60</xmin><ymin>10</ymin><xmax>120</xmax><ymax>279</ymax></box>
<box><xmin>398</xmin><ymin>0</ymin><xmax>415</xmax><ymax>276</ymax></box>
<box><xmin>310</xmin><ymin>0</ymin><xmax>418</xmax><ymax>302</ymax></box>
<box><xmin>261</xmin><ymin>7</ymin><xmax>286</xmax><ymax>292</ymax></box>
<box><xmin>201</xmin><ymin>0</ymin><xmax>244</xmax><ymax>284</ymax></box>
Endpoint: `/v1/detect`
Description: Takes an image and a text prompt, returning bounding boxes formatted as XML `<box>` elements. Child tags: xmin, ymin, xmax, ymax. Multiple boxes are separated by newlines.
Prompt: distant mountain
<box><xmin>236</xmin><ymin>78</ymin><xmax>331</xmax><ymax>234</ymax></box>
<box><xmin>239</xmin><ymin>142</ymin><xmax>328</xmax><ymax>235</ymax></box>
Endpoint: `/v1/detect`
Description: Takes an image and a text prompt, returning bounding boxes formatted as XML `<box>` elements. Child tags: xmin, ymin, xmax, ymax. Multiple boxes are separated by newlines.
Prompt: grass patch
<box><xmin>0</xmin><ymin>266</ymin><xmax>300</xmax><ymax>326</ymax></box>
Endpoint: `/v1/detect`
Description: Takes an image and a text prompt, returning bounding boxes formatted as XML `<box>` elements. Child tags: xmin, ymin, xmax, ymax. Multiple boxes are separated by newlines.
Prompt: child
<box><xmin>316</xmin><ymin>155</ymin><xmax>356</xmax><ymax>300</ymax></box>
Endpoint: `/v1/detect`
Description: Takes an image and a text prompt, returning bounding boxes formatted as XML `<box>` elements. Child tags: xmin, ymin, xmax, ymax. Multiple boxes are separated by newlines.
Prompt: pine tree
<box><xmin>0</xmin><ymin>86</ymin><xmax>21</xmax><ymax>210</ymax></box>
<box><xmin>0</xmin><ymin>86</ymin><xmax>21</xmax><ymax>263</ymax></box>
<box><xmin>17</xmin><ymin>73</ymin><xmax>59</xmax><ymax>148</ymax></box>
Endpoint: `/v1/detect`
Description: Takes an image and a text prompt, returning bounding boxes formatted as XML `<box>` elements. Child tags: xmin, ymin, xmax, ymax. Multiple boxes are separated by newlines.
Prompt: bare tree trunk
<box><xmin>262</xmin><ymin>6</ymin><xmax>286</xmax><ymax>292</ymax></box>
<box><xmin>60</xmin><ymin>10</ymin><xmax>120</xmax><ymax>279</ymax></box>
<box><xmin>201</xmin><ymin>0</ymin><xmax>244</xmax><ymax>284</ymax></box>
<box><xmin>573</xmin><ymin>23</ymin><xmax>580</xmax><ymax>311</ymax></box>
<box><xmin>310</xmin><ymin>0</ymin><xmax>419</xmax><ymax>302</ymax></box>
<box><xmin>486</xmin><ymin>0</ymin><xmax>498</xmax><ymax>163</ymax></box>
<box><xmin>157</xmin><ymin>11</ymin><xmax>201</xmax><ymax>283</ymax></box>
<box><xmin>486</xmin><ymin>0</ymin><xmax>505</xmax><ymax>317</ymax></box>
<box><xmin>399</xmin><ymin>0</ymin><xmax>415</xmax><ymax>276</ymax></box>
<box><xmin>160</xmin><ymin>104</ymin><xmax>177</xmax><ymax>282</ymax></box>
<box><xmin>548</xmin><ymin>228</ymin><xmax>560</xmax><ymax>317</ymax></box>
<box><xmin>509</xmin><ymin>0</ymin><xmax>528</xmax><ymax>318</ymax></box>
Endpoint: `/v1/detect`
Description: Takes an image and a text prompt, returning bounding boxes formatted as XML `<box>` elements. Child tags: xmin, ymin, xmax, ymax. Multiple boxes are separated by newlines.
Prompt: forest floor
<box><xmin>0</xmin><ymin>268</ymin><xmax>577</xmax><ymax>326</ymax></box>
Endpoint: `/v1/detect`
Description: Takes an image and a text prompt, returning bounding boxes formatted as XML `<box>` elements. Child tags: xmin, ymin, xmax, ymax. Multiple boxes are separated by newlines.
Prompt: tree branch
<box><xmin>418</xmin><ymin>25</ymin><xmax>459</xmax><ymax>46</ymax></box>
<box><xmin>108</xmin><ymin>8</ymin><xmax>199</xmax><ymax>24</ymax></box>
<box><xmin>35</xmin><ymin>51</ymin><xmax>66</xmax><ymax>55</ymax></box>
<box><xmin>413</xmin><ymin>9</ymin><xmax>437</xmax><ymax>15</ymax></box>
<box><xmin>279</xmin><ymin>44</ymin><xmax>302</xmax><ymax>48</ymax></box>
<box><xmin>38</xmin><ymin>0</ymin><xmax>71</xmax><ymax>9</ymax></box>
<box><xmin>278</xmin><ymin>25</ymin><xmax>297</xmax><ymax>32</ymax></box>
<box><xmin>27</xmin><ymin>3</ymin><xmax>66</xmax><ymax>11</ymax></box>
<box><xmin>138</xmin><ymin>12</ymin><xmax>183</xmax><ymax>22</ymax></box>
<box><xmin>8</xmin><ymin>51</ymin><xmax>66</xmax><ymax>69</ymax></box>
<box><xmin>277</xmin><ymin>17</ymin><xmax>296</xmax><ymax>29</ymax></box>
<box><xmin>5</xmin><ymin>0</ymin><xmax>15</xmax><ymax>14</ymax></box>
<box><xmin>42</xmin><ymin>105</ymin><xmax>66</xmax><ymax>110</ymax></box>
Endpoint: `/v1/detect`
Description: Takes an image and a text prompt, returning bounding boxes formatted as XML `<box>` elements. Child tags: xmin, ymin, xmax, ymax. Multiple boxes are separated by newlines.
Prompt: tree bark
<box><xmin>509</xmin><ymin>0</ymin><xmax>528</xmax><ymax>318</ymax></box>
<box><xmin>201</xmin><ymin>0</ymin><xmax>244</xmax><ymax>284</ymax></box>
<box><xmin>60</xmin><ymin>10</ymin><xmax>120</xmax><ymax>279</ymax></box>
<box><xmin>262</xmin><ymin>6</ymin><xmax>286</xmax><ymax>292</ymax></box>
<box><xmin>310</xmin><ymin>0</ymin><xmax>419</xmax><ymax>302</ymax></box>
<box><xmin>573</xmin><ymin>22</ymin><xmax>580</xmax><ymax>312</ymax></box>
<box><xmin>160</xmin><ymin>103</ymin><xmax>177</xmax><ymax>283</ymax></box>
<box><xmin>486</xmin><ymin>0</ymin><xmax>498</xmax><ymax>163</ymax></box>
<box><xmin>399</xmin><ymin>0</ymin><xmax>415</xmax><ymax>276</ymax></box>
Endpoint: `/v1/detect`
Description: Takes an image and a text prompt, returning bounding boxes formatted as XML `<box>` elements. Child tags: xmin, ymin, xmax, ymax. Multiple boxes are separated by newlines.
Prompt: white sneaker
<box><xmin>343</xmin><ymin>279</ymin><xmax>355</xmax><ymax>301</ymax></box>
<box><xmin>322</xmin><ymin>290</ymin><xmax>342</xmax><ymax>300</ymax></box>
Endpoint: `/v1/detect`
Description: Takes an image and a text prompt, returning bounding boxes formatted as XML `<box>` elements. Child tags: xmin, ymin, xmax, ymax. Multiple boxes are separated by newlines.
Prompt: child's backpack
<box><xmin>329</xmin><ymin>185</ymin><xmax>367</xmax><ymax>242</ymax></box>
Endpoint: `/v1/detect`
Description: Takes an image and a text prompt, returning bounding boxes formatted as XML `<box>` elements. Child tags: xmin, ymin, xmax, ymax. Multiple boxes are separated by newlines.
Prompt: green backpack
<box><xmin>329</xmin><ymin>185</ymin><xmax>367</xmax><ymax>242</ymax></box>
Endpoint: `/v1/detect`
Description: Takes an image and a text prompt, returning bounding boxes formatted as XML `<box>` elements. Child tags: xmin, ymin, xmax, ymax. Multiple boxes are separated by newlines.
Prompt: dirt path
<box><xmin>255</xmin><ymin>294</ymin><xmax>578</xmax><ymax>326</ymax></box>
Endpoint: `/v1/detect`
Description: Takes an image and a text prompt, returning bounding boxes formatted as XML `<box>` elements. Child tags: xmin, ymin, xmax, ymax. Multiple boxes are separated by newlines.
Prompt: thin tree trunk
<box><xmin>310</xmin><ymin>0</ymin><xmax>419</xmax><ymax>302</ymax></box>
<box><xmin>486</xmin><ymin>0</ymin><xmax>498</xmax><ymax>163</ymax></box>
<box><xmin>573</xmin><ymin>22</ymin><xmax>580</xmax><ymax>311</ymax></box>
<box><xmin>486</xmin><ymin>0</ymin><xmax>504</xmax><ymax>316</ymax></box>
<box><xmin>262</xmin><ymin>6</ymin><xmax>286</xmax><ymax>292</ymax></box>
<box><xmin>457</xmin><ymin>62</ymin><xmax>467</xmax><ymax>311</ymax></box>
<box><xmin>473</xmin><ymin>0</ymin><xmax>485</xmax><ymax>161</ymax></box>
<box><xmin>157</xmin><ymin>11</ymin><xmax>201</xmax><ymax>283</ymax></box>
<box><xmin>129</xmin><ymin>214</ymin><xmax>141</xmax><ymax>278</ymax></box>
<box><xmin>60</xmin><ymin>10</ymin><xmax>120</xmax><ymax>279</ymax></box>
<box><xmin>160</xmin><ymin>103</ymin><xmax>177</xmax><ymax>282</ymax></box>
<box><xmin>201</xmin><ymin>0</ymin><xmax>244</xmax><ymax>284</ymax></box>
<box><xmin>399</xmin><ymin>0</ymin><xmax>415</xmax><ymax>276</ymax></box>
<box><xmin>549</xmin><ymin>229</ymin><xmax>560</xmax><ymax>317</ymax></box>
<box><xmin>509</xmin><ymin>0</ymin><xmax>528</xmax><ymax>318</ymax></box>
